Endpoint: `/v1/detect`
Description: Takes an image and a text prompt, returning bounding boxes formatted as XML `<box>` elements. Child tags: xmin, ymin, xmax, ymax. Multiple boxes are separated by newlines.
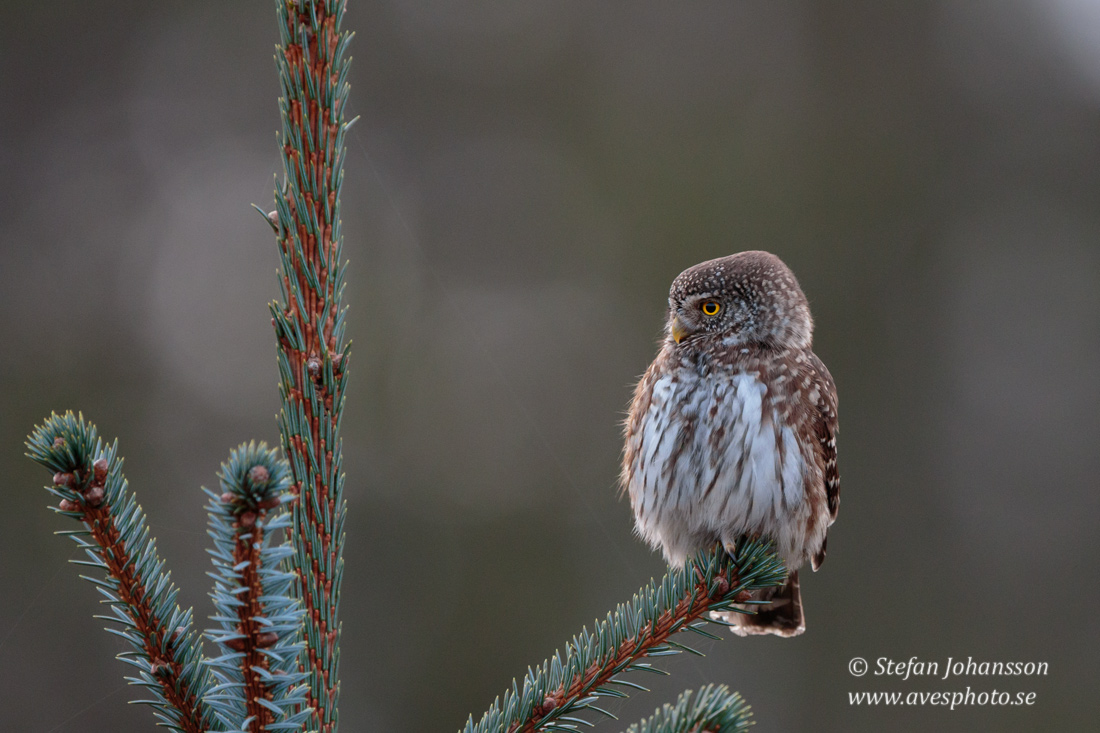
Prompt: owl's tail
<box><xmin>716</xmin><ymin>570</ymin><xmax>805</xmax><ymax>637</ymax></box>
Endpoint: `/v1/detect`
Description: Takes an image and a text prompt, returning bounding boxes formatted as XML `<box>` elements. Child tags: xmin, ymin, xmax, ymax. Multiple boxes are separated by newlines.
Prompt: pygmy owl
<box><xmin>622</xmin><ymin>251</ymin><xmax>839</xmax><ymax>637</ymax></box>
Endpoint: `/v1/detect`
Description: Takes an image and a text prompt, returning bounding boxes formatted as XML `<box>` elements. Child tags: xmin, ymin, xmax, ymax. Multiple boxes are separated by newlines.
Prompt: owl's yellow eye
<box><xmin>701</xmin><ymin>300</ymin><xmax>721</xmax><ymax>316</ymax></box>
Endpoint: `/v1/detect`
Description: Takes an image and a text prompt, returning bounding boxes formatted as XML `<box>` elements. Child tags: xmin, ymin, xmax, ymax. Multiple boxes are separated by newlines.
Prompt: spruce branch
<box><xmin>269</xmin><ymin>2</ymin><xmax>353</xmax><ymax>730</ymax></box>
<box><xmin>25</xmin><ymin>412</ymin><xmax>216</xmax><ymax>733</ymax></box>
<box><xmin>203</xmin><ymin>442</ymin><xmax>314</xmax><ymax>733</ymax></box>
<box><xmin>462</xmin><ymin>541</ymin><xmax>786</xmax><ymax>733</ymax></box>
<box><xmin>621</xmin><ymin>685</ymin><xmax>752</xmax><ymax>733</ymax></box>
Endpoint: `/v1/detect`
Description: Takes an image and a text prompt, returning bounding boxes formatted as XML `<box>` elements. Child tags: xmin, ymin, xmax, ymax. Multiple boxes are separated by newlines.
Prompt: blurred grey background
<box><xmin>2</xmin><ymin>2</ymin><xmax>1099</xmax><ymax>731</ymax></box>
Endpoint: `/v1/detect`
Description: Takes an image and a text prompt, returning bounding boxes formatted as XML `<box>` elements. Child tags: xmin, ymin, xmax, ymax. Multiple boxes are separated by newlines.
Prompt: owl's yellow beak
<box><xmin>671</xmin><ymin>317</ymin><xmax>692</xmax><ymax>344</ymax></box>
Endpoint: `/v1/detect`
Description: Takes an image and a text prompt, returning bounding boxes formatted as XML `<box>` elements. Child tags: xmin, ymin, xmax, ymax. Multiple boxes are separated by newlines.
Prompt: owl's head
<box><xmin>666</xmin><ymin>250</ymin><xmax>813</xmax><ymax>351</ymax></box>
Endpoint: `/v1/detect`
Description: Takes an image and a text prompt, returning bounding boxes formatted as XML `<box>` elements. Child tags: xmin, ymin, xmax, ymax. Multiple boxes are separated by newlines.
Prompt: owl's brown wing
<box><xmin>809</xmin><ymin>352</ymin><xmax>838</xmax><ymax>571</ymax></box>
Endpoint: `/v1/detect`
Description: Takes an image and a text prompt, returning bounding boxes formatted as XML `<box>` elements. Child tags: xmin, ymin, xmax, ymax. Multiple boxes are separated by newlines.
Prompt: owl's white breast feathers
<box><xmin>628</xmin><ymin>369</ymin><xmax>817</xmax><ymax>568</ymax></box>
